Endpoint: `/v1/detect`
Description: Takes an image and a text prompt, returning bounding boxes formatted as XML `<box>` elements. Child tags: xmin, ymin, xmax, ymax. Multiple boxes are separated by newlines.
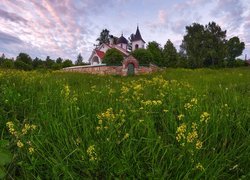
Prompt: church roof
<box><xmin>131</xmin><ymin>26</ymin><xmax>145</xmax><ymax>43</ymax></box>
<box><xmin>95</xmin><ymin>50</ymin><xmax>105</xmax><ymax>59</ymax></box>
<box><xmin>117</xmin><ymin>34</ymin><xmax>128</xmax><ymax>44</ymax></box>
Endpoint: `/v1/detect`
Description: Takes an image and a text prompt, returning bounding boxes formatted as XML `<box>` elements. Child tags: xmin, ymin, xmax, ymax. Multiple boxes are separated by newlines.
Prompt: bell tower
<box><xmin>131</xmin><ymin>26</ymin><xmax>145</xmax><ymax>51</ymax></box>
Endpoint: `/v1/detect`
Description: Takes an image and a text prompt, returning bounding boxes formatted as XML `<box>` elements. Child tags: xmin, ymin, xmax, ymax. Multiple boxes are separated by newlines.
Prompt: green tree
<box><xmin>181</xmin><ymin>22</ymin><xmax>227</xmax><ymax>68</ymax></box>
<box><xmin>102</xmin><ymin>49</ymin><xmax>123</xmax><ymax>65</ymax></box>
<box><xmin>226</xmin><ymin>36</ymin><xmax>245</xmax><ymax>66</ymax></box>
<box><xmin>33</xmin><ymin>57</ymin><xmax>44</xmax><ymax>69</ymax></box>
<box><xmin>56</xmin><ymin>57</ymin><xmax>63</xmax><ymax>64</ymax></box>
<box><xmin>16</xmin><ymin>53</ymin><xmax>33</xmax><ymax>65</ymax></box>
<box><xmin>96</xmin><ymin>29</ymin><xmax>110</xmax><ymax>45</ymax></box>
<box><xmin>204</xmin><ymin>22</ymin><xmax>227</xmax><ymax>66</ymax></box>
<box><xmin>15</xmin><ymin>53</ymin><xmax>33</xmax><ymax>70</ymax></box>
<box><xmin>162</xmin><ymin>39</ymin><xmax>178</xmax><ymax>67</ymax></box>
<box><xmin>131</xmin><ymin>49</ymin><xmax>153</xmax><ymax>65</ymax></box>
<box><xmin>45</xmin><ymin>56</ymin><xmax>55</xmax><ymax>69</ymax></box>
<box><xmin>62</xmin><ymin>59</ymin><xmax>73</xmax><ymax>68</ymax></box>
<box><xmin>76</xmin><ymin>53</ymin><xmax>83</xmax><ymax>65</ymax></box>
<box><xmin>147</xmin><ymin>41</ymin><xmax>163</xmax><ymax>66</ymax></box>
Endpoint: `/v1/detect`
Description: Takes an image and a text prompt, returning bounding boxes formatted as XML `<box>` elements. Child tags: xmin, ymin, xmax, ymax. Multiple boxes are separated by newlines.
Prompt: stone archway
<box><xmin>122</xmin><ymin>55</ymin><xmax>139</xmax><ymax>76</ymax></box>
<box><xmin>127</xmin><ymin>63</ymin><xmax>135</xmax><ymax>75</ymax></box>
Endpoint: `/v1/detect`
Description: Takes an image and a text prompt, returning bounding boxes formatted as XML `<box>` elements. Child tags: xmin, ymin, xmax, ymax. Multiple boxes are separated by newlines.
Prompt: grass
<box><xmin>0</xmin><ymin>68</ymin><xmax>249</xmax><ymax>179</ymax></box>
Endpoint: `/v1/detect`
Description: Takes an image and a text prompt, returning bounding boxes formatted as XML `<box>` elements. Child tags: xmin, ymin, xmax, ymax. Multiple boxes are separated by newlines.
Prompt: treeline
<box><xmin>0</xmin><ymin>53</ymin><xmax>88</xmax><ymax>71</ymax></box>
<box><xmin>103</xmin><ymin>22</ymin><xmax>248</xmax><ymax>68</ymax></box>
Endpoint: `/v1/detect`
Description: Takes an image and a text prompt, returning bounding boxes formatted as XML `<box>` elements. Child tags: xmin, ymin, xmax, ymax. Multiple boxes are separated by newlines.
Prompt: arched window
<box><xmin>135</xmin><ymin>44</ymin><xmax>139</xmax><ymax>49</ymax></box>
<box><xmin>92</xmin><ymin>56</ymin><xmax>99</xmax><ymax>65</ymax></box>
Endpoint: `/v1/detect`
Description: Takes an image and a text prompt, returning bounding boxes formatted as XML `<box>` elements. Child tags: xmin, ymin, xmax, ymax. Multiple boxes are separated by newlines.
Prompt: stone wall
<box><xmin>63</xmin><ymin>64</ymin><xmax>158</xmax><ymax>76</ymax></box>
<box><xmin>63</xmin><ymin>55</ymin><xmax>159</xmax><ymax>76</ymax></box>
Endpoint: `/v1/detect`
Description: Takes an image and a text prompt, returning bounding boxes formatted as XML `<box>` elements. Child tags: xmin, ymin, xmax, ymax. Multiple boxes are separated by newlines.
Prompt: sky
<box><xmin>0</xmin><ymin>0</ymin><xmax>250</xmax><ymax>62</ymax></box>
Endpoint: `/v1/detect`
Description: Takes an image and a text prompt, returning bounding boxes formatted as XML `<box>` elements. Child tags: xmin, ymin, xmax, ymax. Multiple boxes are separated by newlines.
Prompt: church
<box><xmin>88</xmin><ymin>26</ymin><xmax>145</xmax><ymax>65</ymax></box>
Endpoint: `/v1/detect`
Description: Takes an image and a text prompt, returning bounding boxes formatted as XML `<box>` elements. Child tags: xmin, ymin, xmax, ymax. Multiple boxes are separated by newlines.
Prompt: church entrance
<box><xmin>127</xmin><ymin>63</ymin><xmax>135</xmax><ymax>75</ymax></box>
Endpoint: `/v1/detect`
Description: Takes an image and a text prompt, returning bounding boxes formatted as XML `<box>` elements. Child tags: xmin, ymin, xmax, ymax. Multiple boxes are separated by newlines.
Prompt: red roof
<box><xmin>95</xmin><ymin>50</ymin><xmax>105</xmax><ymax>59</ymax></box>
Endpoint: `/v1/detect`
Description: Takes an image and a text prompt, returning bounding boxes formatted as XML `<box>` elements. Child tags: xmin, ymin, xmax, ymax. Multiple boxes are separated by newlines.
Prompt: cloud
<box><xmin>0</xmin><ymin>9</ymin><xmax>28</xmax><ymax>24</ymax></box>
<box><xmin>0</xmin><ymin>31</ymin><xmax>23</xmax><ymax>44</ymax></box>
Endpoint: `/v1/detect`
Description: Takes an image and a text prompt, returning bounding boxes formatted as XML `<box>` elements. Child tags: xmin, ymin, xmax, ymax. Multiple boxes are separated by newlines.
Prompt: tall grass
<box><xmin>0</xmin><ymin>68</ymin><xmax>249</xmax><ymax>179</ymax></box>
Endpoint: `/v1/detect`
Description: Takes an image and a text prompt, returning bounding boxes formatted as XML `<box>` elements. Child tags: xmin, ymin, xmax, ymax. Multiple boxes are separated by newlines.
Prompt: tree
<box><xmin>204</xmin><ymin>22</ymin><xmax>227</xmax><ymax>66</ymax></box>
<box><xmin>131</xmin><ymin>49</ymin><xmax>153</xmax><ymax>65</ymax></box>
<box><xmin>62</xmin><ymin>59</ymin><xmax>73</xmax><ymax>68</ymax></box>
<box><xmin>15</xmin><ymin>53</ymin><xmax>33</xmax><ymax>70</ymax></box>
<box><xmin>33</xmin><ymin>57</ymin><xmax>44</xmax><ymax>69</ymax></box>
<box><xmin>162</xmin><ymin>39</ymin><xmax>178</xmax><ymax>67</ymax></box>
<box><xmin>45</xmin><ymin>56</ymin><xmax>55</xmax><ymax>69</ymax></box>
<box><xmin>56</xmin><ymin>57</ymin><xmax>63</xmax><ymax>64</ymax></box>
<box><xmin>147</xmin><ymin>41</ymin><xmax>163</xmax><ymax>66</ymax></box>
<box><xmin>16</xmin><ymin>53</ymin><xmax>33</xmax><ymax>65</ymax></box>
<box><xmin>75</xmin><ymin>53</ymin><xmax>83</xmax><ymax>65</ymax></box>
<box><xmin>226</xmin><ymin>36</ymin><xmax>245</xmax><ymax>66</ymax></box>
<box><xmin>181</xmin><ymin>22</ymin><xmax>227</xmax><ymax>68</ymax></box>
<box><xmin>102</xmin><ymin>49</ymin><xmax>123</xmax><ymax>65</ymax></box>
<box><xmin>96</xmin><ymin>29</ymin><xmax>110</xmax><ymax>45</ymax></box>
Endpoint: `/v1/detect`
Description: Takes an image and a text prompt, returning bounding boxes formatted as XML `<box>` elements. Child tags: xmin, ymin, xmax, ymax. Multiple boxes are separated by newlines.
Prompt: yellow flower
<box><xmin>17</xmin><ymin>140</ymin><xmax>24</xmax><ymax>148</ymax></box>
<box><xmin>196</xmin><ymin>163</ymin><xmax>205</xmax><ymax>171</ymax></box>
<box><xmin>187</xmin><ymin>131</ymin><xmax>198</xmax><ymax>143</ymax></box>
<box><xmin>200</xmin><ymin>112</ymin><xmax>210</xmax><ymax>123</ymax></box>
<box><xmin>177</xmin><ymin>114</ymin><xmax>184</xmax><ymax>120</ymax></box>
<box><xmin>196</xmin><ymin>140</ymin><xmax>203</xmax><ymax>149</ymax></box>
<box><xmin>124</xmin><ymin>133</ymin><xmax>129</xmax><ymax>139</ymax></box>
<box><xmin>87</xmin><ymin>145</ymin><xmax>98</xmax><ymax>161</ymax></box>
<box><xmin>28</xmin><ymin>147</ymin><xmax>34</xmax><ymax>154</ymax></box>
<box><xmin>31</xmin><ymin>124</ymin><xmax>37</xmax><ymax>130</ymax></box>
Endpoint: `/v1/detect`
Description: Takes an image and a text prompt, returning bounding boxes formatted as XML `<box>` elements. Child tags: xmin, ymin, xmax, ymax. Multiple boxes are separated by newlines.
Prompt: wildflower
<box><xmin>87</xmin><ymin>145</ymin><xmax>98</xmax><ymax>161</ymax></box>
<box><xmin>191</xmin><ymin>122</ymin><xmax>197</xmax><ymax>130</ymax></box>
<box><xmin>22</xmin><ymin>124</ymin><xmax>31</xmax><ymax>135</ymax></box>
<box><xmin>196</xmin><ymin>140</ymin><xmax>203</xmax><ymax>149</ymax></box>
<box><xmin>17</xmin><ymin>140</ymin><xmax>24</xmax><ymax>148</ymax></box>
<box><xmin>177</xmin><ymin>114</ymin><xmax>184</xmax><ymax>120</ymax></box>
<box><xmin>191</xmin><ymin>98</ymin><xmax>198</xmax><ymax>104</ymax></box>
<box><xmin>124</xmin><ymin>133</ymin><xmax>129</xmax><ymax>139</ymax></box>
<box><xmin>187</xmin><ymin>131</ymin><xmax>198</xmax><ymax>143</ymax></box>
<box><xmin>184</xmin><ymin>103</ymin><xmax>193</xmax><ymax>110</ymax></box>
<box><xmin>196</xmin><ymin>163</ymin><xmax>205</xmax><ymax>171</ymax></box>
<box><xmin>98</xmin><ymin>120</ymin><xmax>102</xmax><ymax>125</ymax></box>
<box><xmin>163</xmin><ymin>109</ymin><xmax>168</xmax><ymax>113</ymax></box>
<box><xmin>200</xmin><ymin>112</ymin><xmax>210</xmax><ymax>123</ymax></box>
<box><xmin>28</xmin><ymin>147</ymin><xmax>34</xmax><ymax>154</ymax></box>
<box><xmin>31</xmin><ymin>124</ymin><xmax>37</xmax><ymax>130</ymax></box>
<box><xmin>176</xmin><ymin>123</ymin><xmax>187</xmax><ymax>142</ymax></box>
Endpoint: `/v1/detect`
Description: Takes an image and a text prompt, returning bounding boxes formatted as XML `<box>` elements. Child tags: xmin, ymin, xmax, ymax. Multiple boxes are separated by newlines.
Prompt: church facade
<box><xmin>88</xmin><ymin>26</ymin><xmax>145</xmax><ymax>65</ymax></box>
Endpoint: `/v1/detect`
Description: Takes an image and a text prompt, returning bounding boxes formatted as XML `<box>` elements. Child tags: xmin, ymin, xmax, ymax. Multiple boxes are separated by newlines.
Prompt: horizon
<box><xmin>0</xmin><ymin>0</ymin><xmax>249</xmax><ymax>62</ymax></box>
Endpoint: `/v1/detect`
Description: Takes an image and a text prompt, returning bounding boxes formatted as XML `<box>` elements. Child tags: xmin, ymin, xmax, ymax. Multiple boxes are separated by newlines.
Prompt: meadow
<box><xmin>0</xmin><ymin>68</ymin><xmax>249</xmax><ymax>179</ymax></box>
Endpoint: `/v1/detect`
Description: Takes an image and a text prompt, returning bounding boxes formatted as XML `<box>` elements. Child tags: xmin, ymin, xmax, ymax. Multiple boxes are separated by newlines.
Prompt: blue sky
<box><xmin>0</xmin><ymin>0</ymin><xmax>249</xmax><ymax>62</ymax></box>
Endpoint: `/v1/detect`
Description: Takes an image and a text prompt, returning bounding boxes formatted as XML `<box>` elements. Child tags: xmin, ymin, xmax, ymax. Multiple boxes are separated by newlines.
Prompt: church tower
<box><xmin>131</xmin><ymin>26</ymin><xmax>145</xmax><ymax>51</ymax></box>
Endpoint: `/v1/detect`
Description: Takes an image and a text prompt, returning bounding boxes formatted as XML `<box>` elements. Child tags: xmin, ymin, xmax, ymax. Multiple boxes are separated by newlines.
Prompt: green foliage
<box><xmin>147</xmin><ymin>41</ymin><xmax>163</xmax><ymax>66</ymax></box>
<box><xmin>16</xmin><ymin>53</ymin><xmax>33</xmax><ymax>65</ymax></box>
<box><xmin>62</xmin><ymin>59</ymin><xmax>73</xmax><ymax>68</ymax></box>
<box><xmin>14</xmin><ymin>60</ymin><xmax>32</xmax><ymax>71</ymax></box>
<box><xmin>0</xmin><ymin>68</ymin><xmax>249</xmax><ymax>179</ymax></box>
<box><xmin>96</xmin><ymin>29</ymin><xmax>110</xmax><ymax>45</ymax></box>
<box><xmin>162</xmin><ymin>39</ymin><xmax>178</xmax><ymax>67</ymax></box>
<box><xmin>76</xmin><ymin>53</ymin><xmax>84</xmax><ymax>65</ymax></box>
<box><xmin>181</xmin><ymin>22</ymin><xmax>228</xmax><ymax>68</ymax></box>
<box><xmin>0</xmin><ymin>140</ymin><xmax>12</xmax><ymax>179</ymax></box>
<box><xmin>131</xmin><ymin>48</ymin><xmax>152</xmax><ymax>65</ymax></box>
<box><xmin>102</xmin><ymin>49</ymin><xmax>123</xmax><ymax>65</ymax></box>
<box><xmin>226</xmin><ymin>37</ymin><xmax>245</xmax><ymax>66</ymax></box>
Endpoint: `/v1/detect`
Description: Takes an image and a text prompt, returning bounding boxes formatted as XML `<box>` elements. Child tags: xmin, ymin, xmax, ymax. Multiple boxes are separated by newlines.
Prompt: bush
<box><xmin>131</xmin><ymin>49</ymin><xmax>153</xmax><ymax>65</ymax></box>
<box><xmin>14</xmin><ymin>60</ymin><xmax>32</xmax><ymax>71</ymax></box>
<box><xmin>102</xmin><ymin>49</ymin><xmax>123</xmax><ymax>65</ymax></box>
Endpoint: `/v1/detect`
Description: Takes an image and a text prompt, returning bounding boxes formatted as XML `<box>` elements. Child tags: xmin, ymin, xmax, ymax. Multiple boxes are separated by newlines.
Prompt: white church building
<box><xmin>88</xmin><ymin>26</ymin><xmax>145</xmax><ymax>65</ymax></box>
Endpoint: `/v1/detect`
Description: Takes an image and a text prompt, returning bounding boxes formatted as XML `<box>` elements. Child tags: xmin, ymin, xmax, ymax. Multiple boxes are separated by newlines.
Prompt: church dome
<box><xmin>117</xmin><ymin>34</ymin><xmax>128</xmax><ymax>44</ymax></box>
